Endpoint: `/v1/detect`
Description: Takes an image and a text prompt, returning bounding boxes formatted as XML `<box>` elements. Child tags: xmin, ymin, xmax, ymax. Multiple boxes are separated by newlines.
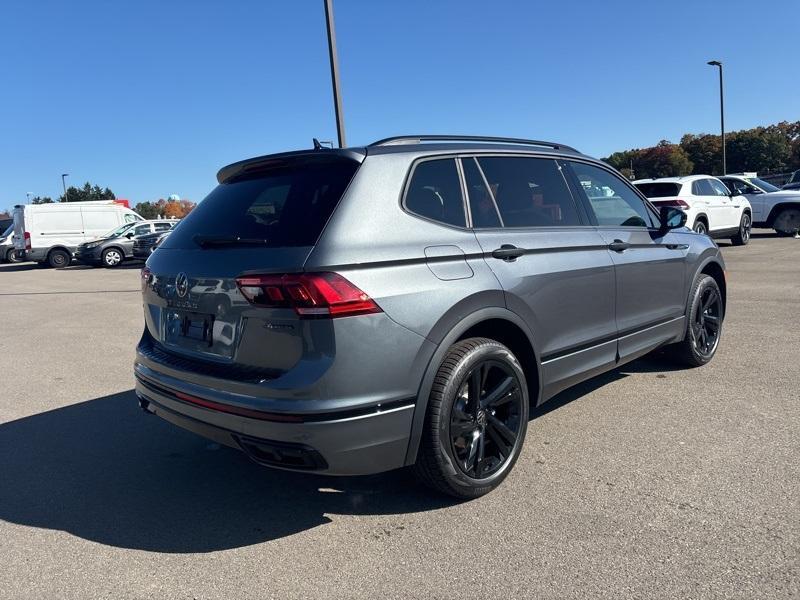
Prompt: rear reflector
<box><xmin>236</xmin><ymin>272</ymin><xmax>381</xmax><ymax>318</ymax></box>
<box><xmin>24</xmin><ymin>231</ymin><xmax>31</xmax><ymax>250</ymax></box>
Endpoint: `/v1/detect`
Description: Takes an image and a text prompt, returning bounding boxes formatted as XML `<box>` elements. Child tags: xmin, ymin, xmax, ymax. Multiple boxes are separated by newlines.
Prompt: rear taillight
<box><xmin>24</xmin><ymin>231</ymin><xmax>31</xmax><ymax>250</ymax></box>
<box><xmin>141</xmin><ymin>267</ymin><xmax>152</xmax><ymax>290</ymax></box>
<box><xmin>652</xmin><ymin>199</ymin><xmax>690</xmax><ymax>209</ymax></box>
<box><xmin>236</xmin><ymin>272</ymin><xmax>382</xmax><ymax>318</ymax></box>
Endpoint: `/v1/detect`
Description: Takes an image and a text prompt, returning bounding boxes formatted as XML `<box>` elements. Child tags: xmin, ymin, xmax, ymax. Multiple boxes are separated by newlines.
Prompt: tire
<box><xmin>101</xmin><ymin>247</ymin><xmax>124</xmax><ymax>268</ymax></box>
<box><xmin>669</xmin><ymin>275</ymin><xmax>723</xmax><ymax>367</ymax></box>
<box><xmin>693</xmin><ymin>220</ymin><xmax>707</xmax><ymax>235</ymax></box>
<box><xmin>5</xmin><ymin>248</ymin><xmax>21</xmax><ymax>263</ymax></box>
<box><xmin>413</xmin><ymin>337</ymin><xmax>529</xmax><ymax>499</ymax></box>
<box><xmin>731</xmin><ymin>212</ymin><xmax>751</xmax><ymax>246</ymax></box>
<box><xmin>47</xmin><ymin>248</ymin><xmax>71</xmax><ymax>269</ymax></box>
<box><xmin>772</xmin><ymin>208</ymin><xmax>800</xmax><ymax>236</ymax></box>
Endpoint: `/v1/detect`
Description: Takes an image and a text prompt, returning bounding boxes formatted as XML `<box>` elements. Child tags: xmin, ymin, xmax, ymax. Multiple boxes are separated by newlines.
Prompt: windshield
<box><xmin>634</xmin><ymin>182</ymin><xmax>682</xmax><ymax>198</ymax></box>
<box><xmin>747</xmin><ymin>178</ymin><xmax>781</xmax><ymax>193</ymax></box>
<box><xmin>164</xmin><ymin>158</ymin><xmax>360</xmax><ymax>249</ymax></box>
<box><xmin>102</xmin><ymin>223</ymin><xmax>136</xmax><ymax>238</ymax></box>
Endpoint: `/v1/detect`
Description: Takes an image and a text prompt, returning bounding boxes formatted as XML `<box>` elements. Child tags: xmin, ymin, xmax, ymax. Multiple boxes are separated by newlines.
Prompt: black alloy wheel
<box><xmin>449</xmin><ymin>360</ymin><xmax>524</xmax><ymax>479</ymax></box>
<box><xmin>691</xmin><ymin>285</ymin><xmax>722</xmax><ymax>357</ymax></box>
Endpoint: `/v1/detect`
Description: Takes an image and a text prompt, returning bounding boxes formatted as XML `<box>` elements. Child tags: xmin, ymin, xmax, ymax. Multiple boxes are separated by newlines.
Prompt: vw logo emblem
<box><xmin>175</xmin><ymin>272</ymin><xmax>189</xmax><ymax>298</ymax></box>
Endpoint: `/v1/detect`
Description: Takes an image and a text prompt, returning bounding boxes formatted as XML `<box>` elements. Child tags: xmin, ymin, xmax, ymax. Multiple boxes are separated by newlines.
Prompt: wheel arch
<box><xmin>404</xmin><ymin>306</ymin><xmax>542</xmax><ymax>466</ymax></box>
<box><xmin>694</xmin><ymin>213</ymin><xmax>709</xmax><ymax>228</ymax></box>
<box><xmin>766</xmin><ymin>202</ymin><xmax>800</xmax><ymax>227</ymax></box>
<box><xmin>698</xmin><ymin>257</ymin><xmax>726</xmax><ymax>312</ymax></box>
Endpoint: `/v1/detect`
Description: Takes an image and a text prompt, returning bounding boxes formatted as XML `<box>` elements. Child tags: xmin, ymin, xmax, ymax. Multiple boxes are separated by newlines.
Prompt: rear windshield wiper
<box><xmin>193</xmin><ymin>235</ymin><xmax>270</xmax><ymax>248</ymax></box>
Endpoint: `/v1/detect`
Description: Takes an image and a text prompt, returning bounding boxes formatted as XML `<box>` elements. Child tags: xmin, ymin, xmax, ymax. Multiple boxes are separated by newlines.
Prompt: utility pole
<box><xmin>707</xmin><ymin>61</ymin><xmax>726</xmax><ymax>175</ymax></box>
<box><xmin>61</xmin><ymin>173</ymin><xmax>69</xmax><ymax>202</ymax></box>
<box><xmin>324</xmin><ymin>0</ymin><xmax>346</xmax><ymax>148</ymax></box>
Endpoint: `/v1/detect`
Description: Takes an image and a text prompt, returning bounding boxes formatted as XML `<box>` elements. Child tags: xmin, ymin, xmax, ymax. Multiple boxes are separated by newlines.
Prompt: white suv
<box><xmin>718</xmin><ymin>174</ymin><xmax>800</xmax><ymax>236</ymax></box>
<box><xmin>634</xmin><ymin>175</ymin><xmax>752</xmax><ymax>245</ymax></box>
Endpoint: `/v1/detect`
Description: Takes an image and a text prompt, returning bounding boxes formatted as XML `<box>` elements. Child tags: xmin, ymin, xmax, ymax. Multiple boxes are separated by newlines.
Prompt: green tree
<box><xmin>634</xmin><ymin>141</ymin><xmax>693</xmax><ymax>178</ymax></box>
<box><xmin>134</xmin><ymin>201</ymin><xmax>160</xmax><ymax>219</ymax></box>
<box><xmin>726</xmin><ymin>128</ymin><xmax>791</xmax><ymax>174</ymax></box>
<box><xmin>31</xmin><ymin>196</ymin><xmax>54</xmax><ymax>204</ymax></box>
<box><xmin>60</xmin><ymin>182</ymin><xmax>115</xmax><ymax>203</ymax></box>
<box><xmin>680</xmin><ymin>134</ymin><xmax>722</xmax><ymax>175</ymax></box>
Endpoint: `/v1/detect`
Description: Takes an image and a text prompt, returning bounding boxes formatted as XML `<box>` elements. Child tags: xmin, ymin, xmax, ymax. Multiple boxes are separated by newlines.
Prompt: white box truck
<box><xmin>13</xmin><ymin>201</ymin><xmax>142</xmax><ymax>267</ymax></box>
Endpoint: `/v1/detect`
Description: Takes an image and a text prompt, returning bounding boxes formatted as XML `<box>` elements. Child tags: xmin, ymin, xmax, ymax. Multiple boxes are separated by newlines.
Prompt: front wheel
<box><xmin>693</xmin><ymin>220</ymin><xmax>707</xmax><ymax>235</ymax></box>
<box><xmin>102</xmin><ymin>248</ymin><xmax>124</xmax><ymax>268</ymax></box>
<box><xmin>47</xmin><ymin>248</ymin><xmax>71</xmax><ymax>269</ymax></box>
<box><xmin>669</xmin><ymin>275</ymin><xmax>723</xmax><ymax>367</ymax></box>
<box><xmin>5</xmin><ymin>248</ymin><xmax>21</xmax><ymax>263</ymax></box>
<box><xmin>413</xmin><ymin>338</ymin><xmax>529</xmax><ymax>499</ymax></box>
<box><xmin>731</xmin><ymin>212</ymin><xmax>751</xmax><ymax>246</ymax></box>
<box><xmin>773</xmin><ymin>208</ymin><xmax>800</xmax><ymax>236</ymax></box>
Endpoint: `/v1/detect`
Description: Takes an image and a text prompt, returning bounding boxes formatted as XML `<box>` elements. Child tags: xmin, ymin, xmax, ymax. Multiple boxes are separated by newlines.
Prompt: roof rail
<box><xmin>368</xmin><ymin>135</ymin><xmax>578</xmax><ymax>153</ymax></box>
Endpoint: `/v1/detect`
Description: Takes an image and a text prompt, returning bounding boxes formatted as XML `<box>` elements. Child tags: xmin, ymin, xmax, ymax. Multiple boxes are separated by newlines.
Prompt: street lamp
<box><xmin>323</xmin><ymin>0</ymin><xmax>346</xmax><ymax>148</ymax></box>
<box><xmin>61</xmin><ymin>173</ymin><xmax>69</xmax><ymax>202</ymax></box>
<box><xmin>707</xmin><ymin>60</ymin><xmax>725</xmax><ymax>175</ymax></box>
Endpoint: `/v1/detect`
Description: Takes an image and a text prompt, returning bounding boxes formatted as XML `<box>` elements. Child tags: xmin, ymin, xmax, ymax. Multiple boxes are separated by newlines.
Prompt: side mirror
<box><xmin>660</xmin><ymin>206</ymin><xmax>687</xmax><ymax>231</ymax></box>
<box><xmin>126</xmin><ymin>232</ymin><xmax>134</xmax><ymax>238</ymax></box>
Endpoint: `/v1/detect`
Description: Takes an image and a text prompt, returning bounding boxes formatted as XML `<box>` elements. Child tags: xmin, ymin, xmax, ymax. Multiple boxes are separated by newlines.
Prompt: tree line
<box><xmin>604</xmin><ymin>121</ymin><xmax>800</xmax><ymax>180</ymax></box>
<box><xmin>22</xmin><ymin>182</ymin><xmax>195</xmax><ymax>219</ymax></box>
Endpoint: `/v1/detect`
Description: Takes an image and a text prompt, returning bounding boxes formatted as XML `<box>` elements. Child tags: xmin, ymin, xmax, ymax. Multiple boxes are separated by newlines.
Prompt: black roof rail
<box><xmin>368</xmin><ymin>135</ymin><xmax>579</xmax><ymax>153</ymax></box>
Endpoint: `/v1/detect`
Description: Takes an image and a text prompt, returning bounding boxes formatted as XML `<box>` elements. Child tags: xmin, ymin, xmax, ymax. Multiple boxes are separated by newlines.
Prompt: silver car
<box><xmin>135</xmin><ymin>135</ymin><xmax>726</xmax><ymax>498</ymax></box>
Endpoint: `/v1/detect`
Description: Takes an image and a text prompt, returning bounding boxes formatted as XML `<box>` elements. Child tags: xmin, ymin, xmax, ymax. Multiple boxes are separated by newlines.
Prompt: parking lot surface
<box><xmin>0</xmin><ymin>233</ymin><xmax>798</xmax><ymax>599</ymax></box>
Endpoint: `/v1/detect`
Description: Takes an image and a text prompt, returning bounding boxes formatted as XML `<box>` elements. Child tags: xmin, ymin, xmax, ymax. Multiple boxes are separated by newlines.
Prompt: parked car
<box><xmin>12</xmin><ymin>201</ymin><xmax>142</xmax><ymax>268</ymax></box>
<box><xmin>135</xmin><ymin>135</ymin><xmax>727</xmax><ymax>498</ymax></box>
<box><xmin>76</xmin><ymin>219</ymin><xmax>177</xmax><ymax>267</ymax></box>
<box><xmin>0</xmin><ymin>217</ymin><xmax>12</xmax><ymax>233</ymax></box>
<box><xmin>782</xmin><ymin>170</ymin><xmax>800</xmax><ymax>191</ymax></box>
<box><xmin>718</xmin><ymin>173</ymin><xmax>800</xmax><ymax>236</ymax></box>
<box><xmin>133</xmin><ymin>229</ymin><xmax>173</xmax><ymax>260</ymax></box>
<box><xmin>633</xmin><ymin>175</ymin><xmax>752</xmax><ymax>244</ymax></box>
<box><xmin>0</xmin><ymin>224</ymin><xmax>21</xmax><ymax>263</ymax></box>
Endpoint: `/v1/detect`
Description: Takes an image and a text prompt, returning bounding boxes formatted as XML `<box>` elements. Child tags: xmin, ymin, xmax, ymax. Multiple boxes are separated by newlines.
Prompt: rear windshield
<box><xmin>165</xmin><ymin>159</ymin><xmax>359</xmax><ymax>249</ymax></box>
<box><xmin>634</xmin><ymin>182</ymin><xmax>681</xmax><ymax>198</ymax></box>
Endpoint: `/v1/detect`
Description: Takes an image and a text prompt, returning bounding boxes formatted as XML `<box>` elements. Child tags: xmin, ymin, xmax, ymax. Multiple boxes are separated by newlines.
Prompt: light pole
<box><xmin>707</xmin><ymin>60</ymin><xmax>725</xmax><ymax>175</ymax></box>
<box><xmin>323</xmin><ymin>0</ymin><xmax>346</xmax><ymax>148</ymax></box>
<box><xmin>61</xmin><ymin>173</ymin><xmax>69</xmax><ymax>202</ymax></box>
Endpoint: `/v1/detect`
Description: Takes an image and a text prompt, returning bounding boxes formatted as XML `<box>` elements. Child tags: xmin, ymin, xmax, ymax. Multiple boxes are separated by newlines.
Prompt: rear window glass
<box><xmin>165</xmin><ymin>159</ymin><xmax>359</xmax><ymax>249</ymax></box>
<box><xmin>634</xmin><ymin>182</ymin><xmax>681</xmax><ymax>198</ymax></box>
<box><xmin>405</xmin><ymin>159</ymin><xmax>466</xmax><ymax>227</ymax></box>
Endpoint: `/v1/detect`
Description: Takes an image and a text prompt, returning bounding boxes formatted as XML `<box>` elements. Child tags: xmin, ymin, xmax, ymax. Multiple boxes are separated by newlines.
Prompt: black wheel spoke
<box><xmin>469</xmin><ymin>369</ymin><xmax>482</xmax><ymax>412</ymax></box>
<box><xmin>702</xmin><ymin>291</ymin><xmax>716</xmax><ymax>312</ymax></box>
<box><xmin>487</xmin><ymin>414</ymin><xmax>517</xmax><ymax>447</ymax></box>
<box><xmin>465</xmin><ymin>432</ymin><xmax>480</xmax><ymax>473</ymax></box>
<box><xmin>486</xmin><ymin>422</ymin><xmax>510</xmax><ymax>458</ymax></box>
<box><xmin>452</xmin><ymin>419</ymin><xmax>477</xmax><ymax>435</ymax></box>
<box><xmin>481</xmin><ymin>376</ymin><xmax>515</xmax><ymax>408</ymax></box>
<box><xmin>475</xmin><ymin>432</ymin><xmax>486</xmax><ymax>477</ymax></box>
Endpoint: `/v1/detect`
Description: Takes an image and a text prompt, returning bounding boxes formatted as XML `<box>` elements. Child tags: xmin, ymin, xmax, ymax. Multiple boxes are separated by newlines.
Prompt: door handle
<box><xmin>666</xmin><ymin>243</ymin><xmax>689</xmax><ymax>250</ymax></box>
<box><xmin>608</xmin><ymin>239</ymin><xmax>631</xmax><ymax>252</ymax></box>
<box><xmin>491</xmin><ymin>244</ymin><xmax>526</xmax><ymax>261</ymax></box>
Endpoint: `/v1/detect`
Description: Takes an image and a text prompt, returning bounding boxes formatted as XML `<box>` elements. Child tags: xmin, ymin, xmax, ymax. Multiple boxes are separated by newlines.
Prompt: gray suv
<box><xmin>135</xmin><ymin>135</ymin><xmax>726</xmax><ymax>498</ymax></box>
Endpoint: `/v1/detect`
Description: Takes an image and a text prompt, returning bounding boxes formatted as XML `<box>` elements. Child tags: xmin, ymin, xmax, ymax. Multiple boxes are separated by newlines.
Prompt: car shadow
<box><xmin>0</xmin><ymin>391</ymin><xmax>453</xmax><ymax>553</ymax></box>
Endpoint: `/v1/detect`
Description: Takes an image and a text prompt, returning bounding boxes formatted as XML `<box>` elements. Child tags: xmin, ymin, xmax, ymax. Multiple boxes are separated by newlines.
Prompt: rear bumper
<box><xmin>134</xmin><ymin>364</ymin><xmax>416</xmax><ymax>476</ymax></box>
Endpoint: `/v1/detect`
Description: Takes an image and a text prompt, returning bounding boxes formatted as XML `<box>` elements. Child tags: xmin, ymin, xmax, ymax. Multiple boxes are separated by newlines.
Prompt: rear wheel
<box><xmin>670</xmin><ymin>275</ymin><xmax>723</xmax><ymax>367</ymax></box>
<box><xmin>413</xmin><ymin>338</ymin><xmax>529</xmax><ymax>499</ymax></box>
<box><xmin>693</xmin><ymin>220</ymin><xmax>707</xmax><ymax>235</ymax></box>
<box><xmin>47</xmin><ymin>248</ymin><xmax>71</xmax><ymax>269</ymax></box>
<box><xmin>102</xmin><ymin>247</ymin><xmax>124</xmax><ymax>268</ymax></box>
<box><xmin>731</xmin><ymin>212</ymin><xmax>751</xmax><ymax>246</ymax></box>
<box><xmin>773</xmin><ymin>208</ymin><xmax>800</xmax><ymax>236</ymax></box>
<box><xmin>5</xmin><ymin>248</ymin><xmax>21</xmax><ymax>263</ymax></box>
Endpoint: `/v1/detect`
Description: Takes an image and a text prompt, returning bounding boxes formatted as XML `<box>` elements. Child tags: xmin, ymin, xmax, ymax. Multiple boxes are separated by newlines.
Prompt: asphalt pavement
<box><xmin>0</xmin><ymin>232</ymin><xmax>797</xmax><ymax>599</ymax></box>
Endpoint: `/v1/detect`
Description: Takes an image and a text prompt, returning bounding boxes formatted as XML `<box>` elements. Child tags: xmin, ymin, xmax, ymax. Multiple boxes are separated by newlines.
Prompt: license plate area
<box><xmin>165</xmin><ymin>310</ymin><xmax>215</xmax><ymax>348</ymax></box>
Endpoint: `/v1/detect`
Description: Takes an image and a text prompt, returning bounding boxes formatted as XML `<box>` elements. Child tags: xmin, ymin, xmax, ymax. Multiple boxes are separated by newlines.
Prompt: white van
<box><xmin>13</xmin><ymin>201</ymin><xmax>142</xmax><ymax>267</ymax></box>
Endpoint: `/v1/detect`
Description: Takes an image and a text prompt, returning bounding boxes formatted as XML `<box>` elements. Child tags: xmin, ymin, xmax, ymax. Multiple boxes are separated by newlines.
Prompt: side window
<box><xmin>569</xmin><ymin>162</ymin><xmax>656</xmax><ymax>228</ymax></box>
<box><xmin>134</xmin><ymin>224</ymin><xmax>152</xmax><ymax>236</ymax></box>
<box><xmin>709</xmin><ymin>179</ymin><xmax>731</xmax><ymax>196</ymax></box>
<box><xmin>693</xmin><ymin>179</ymin><xmax>715</xmax><ymax>196</ymax></box>
<box><xmin>476</xmin><ymin>157</ymin><xmax>581</xmax><ymax>227</ymax></box>
<box><xmin>154</xmin><ymin>222</ymin><xmax>173</xmax><ymax>232</ymax></box>
<box><xmin>124</xmin><ymin>213</ymin><xmax>138</xmax><ymax>223</ymax></box>
<box><xmin>462</xmin><ymin>157</ymin><xmax>501</xmax><ymax>228</ymax></box>
<box><xmin>405</xmin><ymin>159</ymin><xmax>466</xmax><ymax>227</ymax></box>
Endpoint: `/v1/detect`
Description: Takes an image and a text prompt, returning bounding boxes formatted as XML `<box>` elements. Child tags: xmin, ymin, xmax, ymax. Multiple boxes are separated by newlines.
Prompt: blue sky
<box><xmin>1</xmin><ymin>0</ymin><xmax>798</xmax><ymax>208</ymax></box>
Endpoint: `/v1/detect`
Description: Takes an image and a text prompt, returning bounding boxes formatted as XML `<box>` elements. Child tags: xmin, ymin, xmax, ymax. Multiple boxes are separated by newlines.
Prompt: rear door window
<box><xmin>404</xmin><ymin>159</ymin><xmax>466</xmax><ymax>227</ymax></box>
<box><xmin>634</xmin><ymin>182</ymin><xmax>682</xmax><ymax>198</ymax></box>
<box><xmin>692</xmin><ymin>179</ymin><xmax>715</xmax><ymax>196</ymax></box>
<box><xmin>462</xmin><ymin>157</ymin><xmax>501</xmax><ymax>228</ymax></box>
<box><xmin>154</xmin><ymin>222</ymin><xmax>173</xmax><ymax>232</ymax></box>
<box><xmin>165</xmin><ymin>158</ymin><xmax>359</xmax><ymax>249</ymax></box>
<box><xmin>569</xmin><ymin>162</ymin><xmax>657</xmax><ymax>228</ymax></box>
<box><xmin>709</xmin><ymin>179</ymin><xmax>731</xmax><ymax>196</ymax></box>
<box><xmin>476</xmin><ymin>156</ymin><xmax>581</xmax><ymax>227</ymax></box>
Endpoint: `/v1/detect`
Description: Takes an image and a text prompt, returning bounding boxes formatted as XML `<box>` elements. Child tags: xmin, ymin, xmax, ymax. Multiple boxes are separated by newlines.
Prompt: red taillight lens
<box><xmin>24</xmin><ymin>231</ymin><xmax>31</xmax><ymax>250</ymax></box>
<box><xmin>653</xmin><ymin>199</ymin><xmax>690</xmax><ymax>209</ymax></box>
<box><xmin>236</xmin><ymin>272</ymin><xmax>381</xmax><ymax>318</ymax></box>
<box><xmin>141</xmin><ymin>267</ymin><xmax>152</xmax><ymax>289</ymax></box>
